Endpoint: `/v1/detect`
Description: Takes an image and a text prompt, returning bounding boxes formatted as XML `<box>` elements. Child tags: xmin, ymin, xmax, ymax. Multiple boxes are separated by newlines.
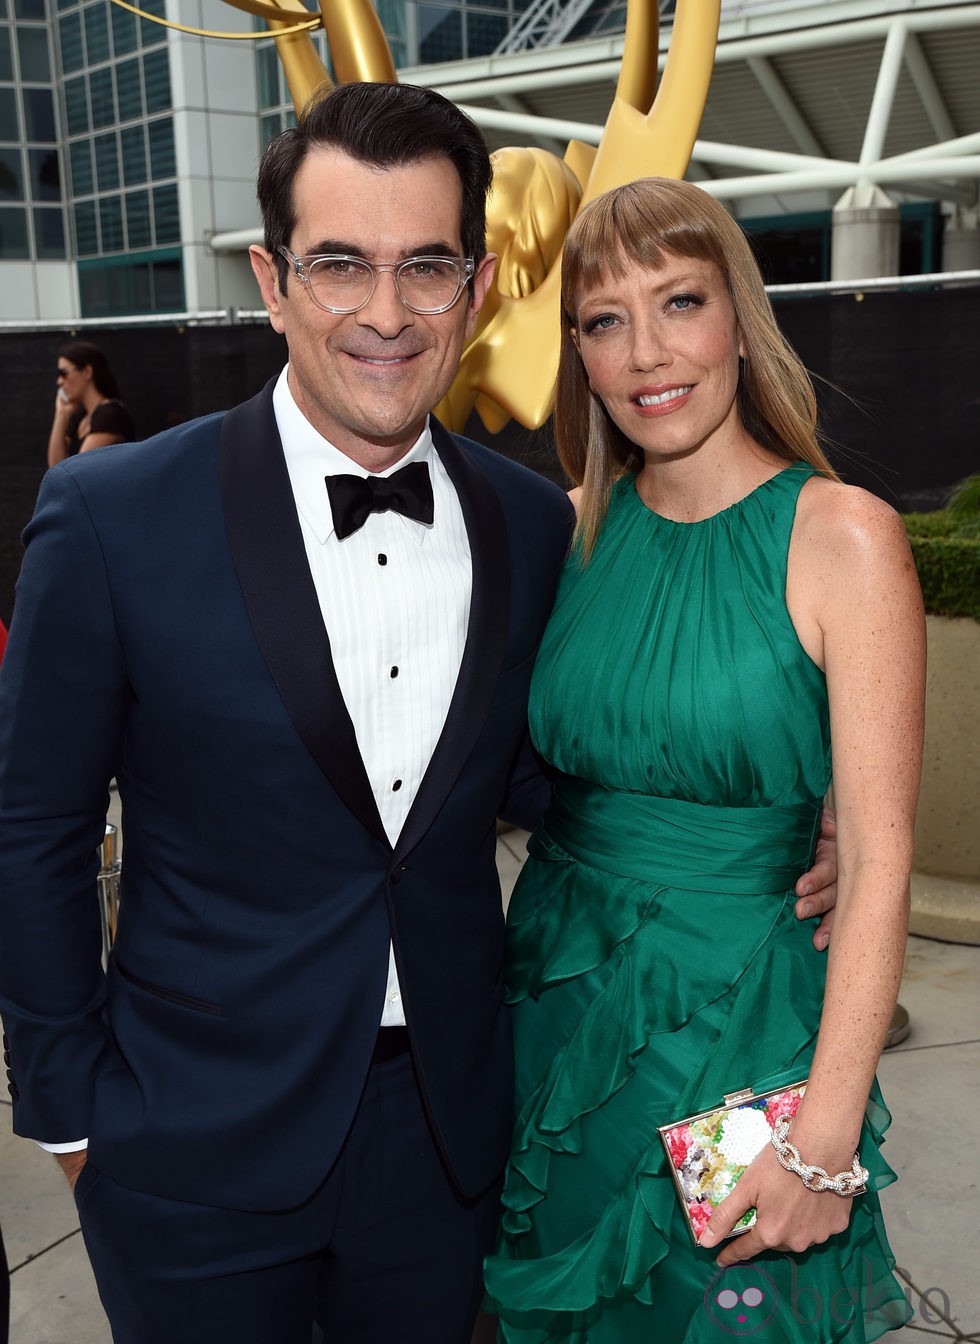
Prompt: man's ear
<box><xmin>464</xmin><ymin>253</ymin><xmax>497</xmax><ymax>339</ymax></box>
<box><xmin>249</xmin><ymin>245</ymin><xmax>286</xmax><ymax>334</ymax></box>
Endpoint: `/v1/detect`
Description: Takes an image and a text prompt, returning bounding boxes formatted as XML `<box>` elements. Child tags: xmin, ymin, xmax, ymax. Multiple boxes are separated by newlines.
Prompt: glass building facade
<box><xmin>0</xmin><ymin>0</ymin><xmax>64</xmax><ymax>263</ymax></box>
<box><xmin>57</xmin><ymin>0</ymin><xmax>182</xmax><ymax>313</ymax></box>
<box><xmin>3</xmin><ymin>0</ymin><xmax>262</xmax><ymax>320</ymax></box>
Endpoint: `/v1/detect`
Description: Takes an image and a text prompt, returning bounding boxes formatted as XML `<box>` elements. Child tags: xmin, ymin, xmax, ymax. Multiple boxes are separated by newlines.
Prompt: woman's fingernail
<box><xmin>800</xmin><ymin>901</ymin><xmax>814</xmax><ymax>918</ymax></box>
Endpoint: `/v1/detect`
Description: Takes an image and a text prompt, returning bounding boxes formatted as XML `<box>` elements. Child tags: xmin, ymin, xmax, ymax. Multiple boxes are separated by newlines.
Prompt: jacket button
<box><xmin>390</xmin><ymin>864</ymin><xmax>407</xmax><ymax>885</ymax></box>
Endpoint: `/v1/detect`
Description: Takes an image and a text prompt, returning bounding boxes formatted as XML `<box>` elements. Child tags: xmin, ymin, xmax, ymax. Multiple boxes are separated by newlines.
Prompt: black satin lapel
<box><xmin>220</xmin><ymin>381</ymin><xmax>387</xmax><ymax>847</ymax></box>
<box><xmin>394</xmin><ymin>421</ymin><xmax>510</xmax><ymax>860</ymax></box>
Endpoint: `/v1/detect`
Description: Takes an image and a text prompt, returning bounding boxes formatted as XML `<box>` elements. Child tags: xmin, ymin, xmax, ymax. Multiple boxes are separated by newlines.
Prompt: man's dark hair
<box><xmin>257</xmin><ymin>81</ymin><xmax>493</xmax><ymax>292</ymax></box>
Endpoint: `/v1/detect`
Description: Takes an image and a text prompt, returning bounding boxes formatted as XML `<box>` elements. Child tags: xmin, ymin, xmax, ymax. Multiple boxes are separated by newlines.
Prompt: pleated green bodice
<box><xmin>530</xmin><ymin>465</ymin><xmax>830</xmax><ymax>811</ymax></box>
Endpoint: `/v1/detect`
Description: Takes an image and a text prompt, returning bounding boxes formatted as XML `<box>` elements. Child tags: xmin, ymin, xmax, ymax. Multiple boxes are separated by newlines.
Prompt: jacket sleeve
<box><xmin>0</xmin><ymin>465</ymin><xmax>127</xmax><ymax>1141</ymax></box>
<box><xmin>497</xmin><ymin>727</ymin><xmax>552</xmax><ymax>832</ymax></box>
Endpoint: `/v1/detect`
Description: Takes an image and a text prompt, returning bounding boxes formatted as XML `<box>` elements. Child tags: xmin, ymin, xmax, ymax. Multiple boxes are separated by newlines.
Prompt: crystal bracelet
<box><xmin>770</xmin><ymin>1117</ymin><xmax>869</xmax><ymax>1196</ymax></box>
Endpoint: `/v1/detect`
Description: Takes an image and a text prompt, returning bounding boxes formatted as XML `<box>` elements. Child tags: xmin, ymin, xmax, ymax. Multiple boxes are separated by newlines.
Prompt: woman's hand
<box><xmin>698</xmin><ymin>1143</ymin><xmax>855</xmax><ymax>1265</ymax></box>
<box><xmin>52</xmin><ymin>389</ymin><xmax>76</xmax><ymax>420</ymax></box>
<box><xmin>48</xmin><ymin>391</ymin><xmax>79</xmax><ymax>466</ymax></box>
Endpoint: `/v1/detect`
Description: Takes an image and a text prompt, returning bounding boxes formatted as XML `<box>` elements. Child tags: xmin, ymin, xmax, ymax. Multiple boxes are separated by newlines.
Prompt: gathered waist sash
<box><xmin>541</xmin><ymin>777</ymin><xmax>821</xmax><ymax>895</ymax></box>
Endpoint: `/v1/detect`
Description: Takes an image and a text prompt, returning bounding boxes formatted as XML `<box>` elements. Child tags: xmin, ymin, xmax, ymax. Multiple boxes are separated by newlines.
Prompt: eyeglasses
<box><xmin>277</xmin><ymin>248</ymin><xmax>475</xmax><ymax>315</ymax></box>
<box><xmin>56</xmin><ymin>366</ymin><xmax>73</xmax><ymax>378</ymax></box>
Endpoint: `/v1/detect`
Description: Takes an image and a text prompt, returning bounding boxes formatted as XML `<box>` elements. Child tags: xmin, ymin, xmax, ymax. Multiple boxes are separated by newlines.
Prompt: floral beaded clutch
<box><xmin>658</xmin><ymin>1081</ymin><xmax>808</xmax><ymax>1244</ymax></box>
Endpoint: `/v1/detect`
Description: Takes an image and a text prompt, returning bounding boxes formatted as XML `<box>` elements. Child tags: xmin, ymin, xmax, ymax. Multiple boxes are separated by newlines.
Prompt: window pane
<box><xmin>465</xmin><ymin>10</ymin><xmax>507</xmax><ymax>54</ymax></box>
<box><xmin>106</xmin><ymin>264</ymin><xmax>128</xmax><ymax>309</ymax></box>
<box><xmin>29</xmin><ymin>146</ymin><xmax>60</xmax><ymax>199</ymax></box>
<box><xmin>0</xmin><ymin>27</ymin><xmax>13</xmax><ymax>80</ymax></box>
<box><xmin>74</xmin><ymin>197</ymin><xmax>97</xmax><ymax>253</ymax></box>
<box><xmin>65</xmin><ymin>76</ymin><xmax>89</xmax><ymax>135</ymax></box>
<box><xmin>153</xmin><ymin>255</ymin><xmax>183</xmax><ymax>309</ymax></box>
<box><xmin>14</xmin><ymin>0</ymin><xmax>46</xmax><ymax>18</ymax></box>
<box><xmin>125</xmin><ymin>187</ymin><xmax>150</xmax><ymax>247</ymax></box>
<box><xmin>152</xmin><ymin>181</ymin><xmax>178</xmax><ymax>241</ymax></box>
<box><xmin>80</xmin><ymin>265</ymin><xmax>109</xmax><ymax>316</ymax></box>
<box><xmin>131</xmin><ymin>261</ymin><xmax>152</xmax><ymax>311</ymax></box>
<box><xmin>259</xmin><ymin>112</ymin><xmax>280</xmax><ymax>150</ymax></box>
<box><xmin>23</xmin><ymin>87</ymin><xmax>56</xmax><ymax>140</ymax></box>
<box><xmin>111</xmin><ymin>1</ymin><xmax>137</xmax><ymax>54</ymax></box>
<box><xmin>17</xmin><ymin>26</ymin><xmax>50</xmax><ymax>80</ymax></box>
<box><xmin>419</xmin><ymin>6</ymin><xmax>462</xmax><ymax>62</ymax></box>
<box><xmin>99</xmin><ymin>193</ymin><xmax>122</xmax><ymax>249</ymax></box>
<box><xmin>256</xmin><ymin>46</ymin><xmax>279</xmax><ymax>109</ymax></box>
<box><xmin>120</xmin><ymin>123</ymin><xmax>146</xmax><ymax>184</ymax></box>
<box><xmin>143</xmin><ymin>48</ymin><xmax>170</xmax><ymax>113</ymax></box>
<box><xmin>94</xmin><ymin>130</ymin><xmax>118</xmax><ymax>190</ymax></box>
<box><xmin>0</xmin><ymin>88</ymin><xmax>16</xmax><ymax>139</ymax></box>
<box><xmin>59</xmin><ymin>11</ymin><xmax>84</xmax><ymax>73</ymax></box>
<box><xmin>34</xmin><ymin>205</ymin><xmax>66</xmax><ymax>257</ymax></box>
<box><xmin>0</xmin><ymin>204</ymin><xmax>29</xmax><ymax>256</ymax></box>
<box><xmin>115</xmin><ymin>56</ymin><xmax>142</xmax><ymax>120</ymax></box>
<box><xmin>147</xmin><ymin>116</ymin><xmax>174</xmax><ymax>179</ymax></box>
<box><xmin>69</xmin><ymin>137</ymin><xmax>93</xmax><ymax>194</ymax></box>
<box><xmin>0</xmin><ymin>146</ymin><xmax>24</xmax><ymax>199</ymax></box>
<box><xmin>89</xmin><ymin>66</ymin><xmax>115</xmax><ymax>128</ymax></box>
<box><xmin>84</xmin><ymin>3</ymin><xmax>110</xmax><ymax>64</ymax></box>
<box><xmin>138</xmin><ymin>0</ymin><xmax>166</xmax><ymax>46</ymax></box>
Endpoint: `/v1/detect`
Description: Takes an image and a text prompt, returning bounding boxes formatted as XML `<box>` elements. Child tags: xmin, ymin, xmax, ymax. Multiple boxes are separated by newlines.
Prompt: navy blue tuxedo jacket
<box><xmin>0</xmin><ymin>379</ymin><xmax>573</xmax><ymax>1211</ymax></box>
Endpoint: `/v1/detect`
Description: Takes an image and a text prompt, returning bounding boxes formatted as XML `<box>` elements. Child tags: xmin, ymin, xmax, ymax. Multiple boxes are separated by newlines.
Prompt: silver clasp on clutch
<box><xmin>723</xmin><ymin>1088</ymin><xmax>756</xmax><ymax>1106</ymax></box>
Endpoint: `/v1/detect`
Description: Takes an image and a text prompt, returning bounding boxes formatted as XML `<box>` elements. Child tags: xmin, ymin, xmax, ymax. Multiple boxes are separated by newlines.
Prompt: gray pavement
<box><xmin>2</xmin><ymin>826</ymin><xmax>977</xmax><ymax>1342</ymax></box>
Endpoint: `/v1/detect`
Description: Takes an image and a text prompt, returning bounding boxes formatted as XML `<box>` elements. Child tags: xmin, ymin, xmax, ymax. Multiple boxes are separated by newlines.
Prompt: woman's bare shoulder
<box><xmin>568</xmin><ymin>485</ymin><xmax>583</xmax><ymax>515</ymax></box>
<box><xmin>795</xmin><ymin>475</ymin><xmax>909</xmax><ymax>562</ymax></box>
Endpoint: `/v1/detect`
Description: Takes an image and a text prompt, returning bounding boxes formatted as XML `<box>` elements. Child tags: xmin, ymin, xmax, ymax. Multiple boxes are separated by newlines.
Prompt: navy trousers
<box><xmin>74</xmin><ymin>1052</ymin><xmax>502</xmax><ymax>1344</ymax></box>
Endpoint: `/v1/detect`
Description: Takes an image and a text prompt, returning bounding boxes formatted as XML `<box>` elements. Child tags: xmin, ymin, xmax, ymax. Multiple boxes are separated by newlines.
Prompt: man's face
<box><xmin>250</xmin><ymin>147</ymin><xmax>495</xmax><ymax>470</ymax></box>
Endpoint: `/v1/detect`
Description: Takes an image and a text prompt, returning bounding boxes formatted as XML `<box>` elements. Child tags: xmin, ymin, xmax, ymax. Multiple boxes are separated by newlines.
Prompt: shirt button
<box><xmin>389</xmin><ymin>990</ymin><xmax>400</xmax><ymax>1004</ymax></box>
<box><xmin>389</xmin><ymin>666</ymin><xmax>399</xmax><ymax>678</ymax></box>
<box><xmin>377</xmin><ymin>553</ymin><xmax>388</xmax><ymax>566</ymax></box>
<box><xmin>392</xmin><ymin>779</ymin><xmax>402</xmax><ymax>792</ymax></box>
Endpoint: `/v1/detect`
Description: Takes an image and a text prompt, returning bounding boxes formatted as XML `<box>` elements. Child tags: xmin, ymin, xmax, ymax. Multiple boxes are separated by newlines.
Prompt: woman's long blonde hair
<box><xmin>554</xmin><ymin>178</ymin><xmax>838</xmax><ymax>558</ymax></box>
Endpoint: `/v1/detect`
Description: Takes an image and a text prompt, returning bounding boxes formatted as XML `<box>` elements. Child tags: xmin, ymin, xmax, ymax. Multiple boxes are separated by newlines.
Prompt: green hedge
<box><xmin>904</xmin><ymin>479</ymin><xmax>980</xmax><ymax>619</ymax></box>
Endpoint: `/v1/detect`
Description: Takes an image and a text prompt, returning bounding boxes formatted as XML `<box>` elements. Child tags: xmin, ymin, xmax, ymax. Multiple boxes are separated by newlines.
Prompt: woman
<box><xmin>484</xmin><ymin>179</ymin><xmax>924</xmax><ymax>1342</ymax></box>
<box><xmin>47</xmin><ymin>341</ymin><xmax>135</xmax><ymax>467</ymax></box>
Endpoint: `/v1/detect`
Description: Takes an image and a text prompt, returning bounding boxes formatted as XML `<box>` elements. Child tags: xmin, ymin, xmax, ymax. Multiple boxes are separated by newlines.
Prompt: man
<box><xmin>0</xmin><ymin>83</ymin><xmax>836</xmax><ymax>1344</ymax></box>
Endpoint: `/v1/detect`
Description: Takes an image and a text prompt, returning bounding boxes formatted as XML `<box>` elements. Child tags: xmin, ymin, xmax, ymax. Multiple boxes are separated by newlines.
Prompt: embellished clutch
<box><xmin>657</xmin><ymin>1081</ymin><xmax>808</xmax><ymax>1244</ymax></box>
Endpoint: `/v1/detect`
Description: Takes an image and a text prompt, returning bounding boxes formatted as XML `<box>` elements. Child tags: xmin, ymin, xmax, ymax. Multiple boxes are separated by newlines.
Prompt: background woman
<box><xmin>47</xmin><ymin>341</ymin><xmax>135</xmax><ymax>467</ymax></box>
<box><xmin>484</xmin><ymin>178</ymin><xmax>925</xmax><ymax>1342</ymax></box>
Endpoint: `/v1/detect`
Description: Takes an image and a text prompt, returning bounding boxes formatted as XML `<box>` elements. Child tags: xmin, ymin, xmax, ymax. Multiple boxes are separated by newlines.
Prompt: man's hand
<box><xmin>55</xmin><ymin>1149</ymin><xmax>87</xmax><ymax>1193</ymax></box>
<box><xmin>794</xmin><ymin>808</ymin><xmax>838</xmax><ymax>951</ymax></box>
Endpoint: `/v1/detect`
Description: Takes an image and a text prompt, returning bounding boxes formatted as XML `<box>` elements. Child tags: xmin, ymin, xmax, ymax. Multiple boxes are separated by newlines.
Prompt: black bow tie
<box><xmin>325</xmin><ymin>461</ymin><xmax>434</xmax><ymax>541</ymax></box>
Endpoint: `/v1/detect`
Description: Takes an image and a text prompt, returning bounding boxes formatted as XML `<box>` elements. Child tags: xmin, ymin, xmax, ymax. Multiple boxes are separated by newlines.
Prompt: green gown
<box><xmin>484</xmin><ymin>465</ymin><xmax>909</xmax><ymax>1343</ymax></box>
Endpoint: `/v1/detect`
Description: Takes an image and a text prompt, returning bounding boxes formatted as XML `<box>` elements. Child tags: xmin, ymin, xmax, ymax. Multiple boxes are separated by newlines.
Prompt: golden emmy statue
<box><xmin>215</xmin><ymin>0</ymin><xmax>721</xmax><ymax>430</ymax></box>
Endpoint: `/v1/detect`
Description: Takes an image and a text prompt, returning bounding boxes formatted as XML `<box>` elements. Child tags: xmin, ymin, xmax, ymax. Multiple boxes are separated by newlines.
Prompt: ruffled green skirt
<box><xmin>484</xmin><ymin>820</ymin><xmax>910</xmax><ymax>1344</ymax></box>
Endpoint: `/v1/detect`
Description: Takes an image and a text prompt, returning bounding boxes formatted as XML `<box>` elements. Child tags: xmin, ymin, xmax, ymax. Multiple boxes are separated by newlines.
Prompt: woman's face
<box><xmin>56</xmin><ymin>359</ymin><xmax>88</xmax><ymax>405</ymax></box>
<box><xmin>571</xmin><ymin>251</ymin><xmax>745</xmax><ymax>465</ymax></box>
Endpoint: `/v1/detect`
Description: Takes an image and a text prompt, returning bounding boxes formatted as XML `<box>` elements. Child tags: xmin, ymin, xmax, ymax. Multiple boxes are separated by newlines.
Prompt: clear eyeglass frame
<box><xmin>277</xmin><ymin>248</ymin><xmax>476</xmax><ymax>315</ymax></box>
